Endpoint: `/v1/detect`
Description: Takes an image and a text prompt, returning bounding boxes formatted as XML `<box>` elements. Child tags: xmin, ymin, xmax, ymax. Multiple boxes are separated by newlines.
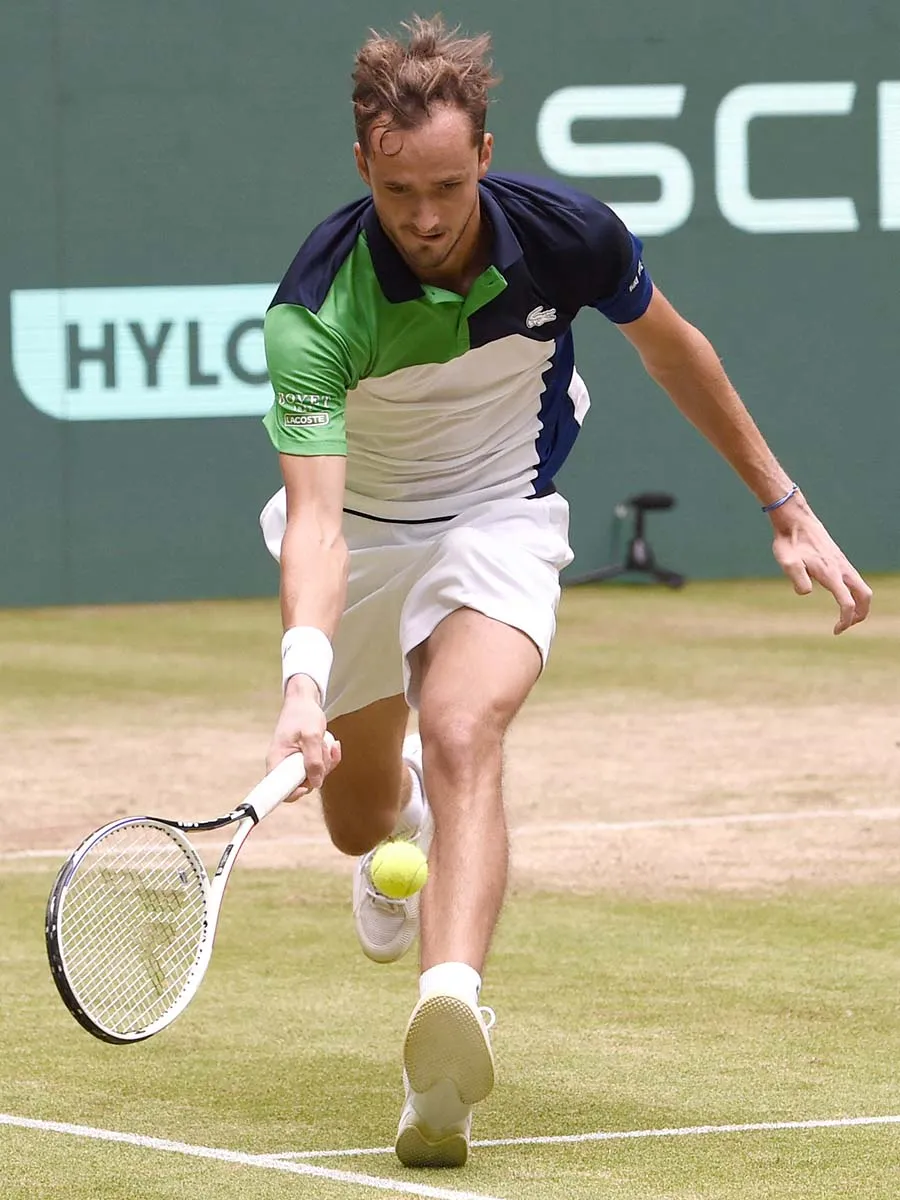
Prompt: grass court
<box><xmin>2</xmin><ymin>578</ymin><xmax>899</xmax><ymax>1198</ymax></box>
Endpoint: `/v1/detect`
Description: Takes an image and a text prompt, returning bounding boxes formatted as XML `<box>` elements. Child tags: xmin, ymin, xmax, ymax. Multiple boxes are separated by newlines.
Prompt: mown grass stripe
<box><xmin>0</xmin><ymin>1113</ymin><xmax>504</xmax><ymax>1200</ymax></box>
<box><xmin>5</xmin><ymin>804</ymin><xmax>900</xmax><ymax>863</ymax></box>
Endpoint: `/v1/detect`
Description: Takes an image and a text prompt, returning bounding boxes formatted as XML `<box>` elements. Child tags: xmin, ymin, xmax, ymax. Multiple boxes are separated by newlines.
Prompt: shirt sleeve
<box><xmin>589</xmin><ymin>216</ymin><xmax>654</xmax><ymax>325</ymax></box>
<box><xmin>261</xmin><ymin>303</ymin><xmax>350</xmax><ymax>456</ymax></box>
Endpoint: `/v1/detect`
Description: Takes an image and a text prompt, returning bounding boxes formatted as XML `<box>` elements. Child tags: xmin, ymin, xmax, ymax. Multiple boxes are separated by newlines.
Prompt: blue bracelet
<box><xmin>761</xmin><ymin>484</ymin><xmax>799</xmax><ymax>513</ymax></box>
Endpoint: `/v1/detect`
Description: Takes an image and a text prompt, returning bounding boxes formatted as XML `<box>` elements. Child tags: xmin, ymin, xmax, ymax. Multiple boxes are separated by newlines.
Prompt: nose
<box><xmin>411</xmin><ymin>205</ymin><xmax>440</xmax><ymax>235</ymax></box>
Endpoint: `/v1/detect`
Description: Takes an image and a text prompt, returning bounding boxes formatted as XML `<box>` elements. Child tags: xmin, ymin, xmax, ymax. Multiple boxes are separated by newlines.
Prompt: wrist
<box><xmin>281</xmin><ymin>626</ymin><xmax>333</xmax><ymax>702</ymax></box>
<box><xmin>283</xmin><ymin>673</ymin><xmax>323</xmax><ymax>702</ymax></box>
<box><xmin>761</xmin><ymin>483</ymin><xmax>799</xmax><ymax>513</ymax></box>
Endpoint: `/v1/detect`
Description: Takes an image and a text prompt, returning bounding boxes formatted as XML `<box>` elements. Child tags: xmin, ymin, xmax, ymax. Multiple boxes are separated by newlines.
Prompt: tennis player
<box><xmin>259</xmin><ymin>16</ymin><xmax>872</xmax><ymax>1168</ymax></box>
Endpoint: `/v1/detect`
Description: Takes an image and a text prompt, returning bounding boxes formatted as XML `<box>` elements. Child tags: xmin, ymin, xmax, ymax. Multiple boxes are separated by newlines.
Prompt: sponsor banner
<box><xmin>537</xmin><ymin>81</ymin><xmax>900</xmax><ymax>236</ymax></box>
<box><xmin>10</xmin><ymin>284</ymin><xmax>274</xmax><ymax>421</ymax></box>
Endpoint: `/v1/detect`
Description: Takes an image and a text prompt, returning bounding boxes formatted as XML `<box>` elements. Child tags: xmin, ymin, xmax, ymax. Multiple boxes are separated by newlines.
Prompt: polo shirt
<box><xmin>263</xmin><ymin>172</ymin><xmax>653</xmax><ymax>520</ymax></box>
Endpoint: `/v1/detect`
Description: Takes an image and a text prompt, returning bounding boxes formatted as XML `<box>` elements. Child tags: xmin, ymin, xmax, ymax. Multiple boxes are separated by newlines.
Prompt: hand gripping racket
<box><xmin>45</xmin><ymin>741</ymin><xmax>331</xmax><ymax>1044</ymax></box>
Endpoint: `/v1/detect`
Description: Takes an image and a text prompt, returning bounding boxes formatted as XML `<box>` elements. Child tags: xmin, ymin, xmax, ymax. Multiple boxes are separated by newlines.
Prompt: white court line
<box><xmin>0</xmin><ymin>850</ymin><xmax>67</xmax><ymax>860</ymax></box>
<box><xmin>268</xmin><ymin>1114</ymin><xmax>900</xmax><ymax>1160</ymax></box>
<box><xmin>472</xmin><ymin>1113</ymin><xmax>900</xmax><ymax>1149</ymax></box>
<box><xmin>0</xmin><ymin>1113</ymin><xmax>502</xmax><ymax>1200</ymax></box>
<box><xmin>5</xmin><ymin>806</ymin><xmax>900</xmax><ymax>862</ymax></box>
<box><xmin>0</xmin><ymin>835</ymin><xmax>334</xmax><ymax>861</ymax></box>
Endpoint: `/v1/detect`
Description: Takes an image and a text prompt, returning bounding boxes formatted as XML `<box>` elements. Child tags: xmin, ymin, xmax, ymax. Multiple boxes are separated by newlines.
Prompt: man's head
<box><xmin>352</xmin><ymin>16</ymin><xmax>499</xmax><ymax>280</ymax></box>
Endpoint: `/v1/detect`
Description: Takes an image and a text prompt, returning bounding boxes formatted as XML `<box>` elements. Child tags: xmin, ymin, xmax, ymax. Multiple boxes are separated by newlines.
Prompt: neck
<box><xmin>416</xmin><ymin>199</ymin><xmax>491</xmax><ymax>294</ymax></box>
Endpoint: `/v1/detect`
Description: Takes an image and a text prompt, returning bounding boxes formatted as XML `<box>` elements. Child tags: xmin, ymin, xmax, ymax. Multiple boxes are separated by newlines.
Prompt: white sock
<box><xmin>393</xmin><ymin>764</ymin><xmax>427</xmax><ymax>838</ymax></box>
<box><xmin>419</xmin><ymin>962</ymin><xmax>482</xmax><ymax>1005</ymax></box>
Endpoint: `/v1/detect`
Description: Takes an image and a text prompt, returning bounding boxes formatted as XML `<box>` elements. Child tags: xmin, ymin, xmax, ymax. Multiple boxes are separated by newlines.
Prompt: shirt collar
<box><xmin>363</xmin><ymin>203</ymin><xmax>424</xmax><ymax>303</ymax></box>
<box><xmin>363</xmin><ymin>178</ymin><xmax>524</xmax><ymax>304</ymax></box>
<box><xmin>478</xmin><ymin>180</ymin><xmax>524</xmax><ymax>271</ymax></box>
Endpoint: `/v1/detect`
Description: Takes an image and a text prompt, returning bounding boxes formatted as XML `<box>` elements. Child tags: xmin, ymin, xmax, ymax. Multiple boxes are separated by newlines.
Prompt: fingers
<box><xmin>773</xmin><ymin>542</ymin><xmax>813</xmax><ymax>596</ymax></box>
<box><xmin>267</xmin><ymin>730</ymin><xmax>342</xmax><ymax>801</ymax></box>
<box><xmin>266</xmin><ymin>752</ymin><xmax>306</xmax><ymax>802</ymax></box>
<box><xmin>832</xmin><ymin>571</ymin><xmax>873</xmax><ymax>636</ymax></box>
<box><xmin>285</xmin><ymin>735</ymin><xmax>342</xmax><ymax>802</ymax></box>
<box><xmin>782</xmin><ymin>560</ymin><xmax>813</xmax><ymax>597</ymax></box>
<box><xmin>828</xmin><ymin>576</ymin><xmax>859</xmax><ymax>636</ymax></box>
<box><xmin>799</xmin><ymin>563</ymin><xmax>873</xmax><ymax>635</ymax></box>
<box><xmin>846</xmin><ymin>571</ymin><xmax>873</xmax><ymax>624</ymax></box>
<box><xmin>773</xmin><ymin>533</ymin><xmax>872</xmax><ymax>634</ymax></box>
<box><xmin>801</xmin><ymin>558</ymin><xmax>872</xmax><ymax>635</ymax></box>
<box><xmin>265</xmin><ymin>742</ymin><xmax>291</xmax><ymax>778</ymax></box>
<box><xmin>293</xmin><ymin>733</ymin><xmax>342</xmax><ymax>798</ymax></box>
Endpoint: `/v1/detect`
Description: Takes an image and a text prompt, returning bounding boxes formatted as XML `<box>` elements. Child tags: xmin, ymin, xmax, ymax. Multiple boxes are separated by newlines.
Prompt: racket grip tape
<box><xmin>244</xmin><ymin>732</ymin><xmax>336</xmax><ymax>823</ymax></box>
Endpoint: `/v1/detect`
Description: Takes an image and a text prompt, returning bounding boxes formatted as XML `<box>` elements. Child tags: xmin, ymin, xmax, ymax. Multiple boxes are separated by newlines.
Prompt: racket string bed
<box><xmin>68</xmin><ymin>857</ymin><xmax>203</xmax><ymax>989</ymax></box>
<box><xmin>58</xmin><ymin>824</ymin><xmax>208</xmax><ymax>1034</ymax></box>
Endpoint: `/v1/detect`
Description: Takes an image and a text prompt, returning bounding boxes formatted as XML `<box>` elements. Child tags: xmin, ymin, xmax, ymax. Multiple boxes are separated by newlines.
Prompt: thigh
<box><xmin>326</xmin><ymin>529</ymin><xmax>423</xmax><ymax>720</ymax></box>
<box><xmin>412</xmin><ymin>607</ymin><xmax>542</xmax><ymax>744</ymax></box>
<box><xmin>321</xmin><ymin>693</ymin><xmax>411</xmax><ymax>820</ymax></box>
<box><xmin>399</xmin><ymin>493</ymin><xmax>572</xmax><ymax>711</ymax></box>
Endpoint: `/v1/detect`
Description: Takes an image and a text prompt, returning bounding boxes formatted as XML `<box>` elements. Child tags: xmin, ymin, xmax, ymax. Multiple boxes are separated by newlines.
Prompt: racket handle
<box><xmin>244</xmin><ymin>732</ymin><xmax>336</xmax><ymax>823</ymax></box>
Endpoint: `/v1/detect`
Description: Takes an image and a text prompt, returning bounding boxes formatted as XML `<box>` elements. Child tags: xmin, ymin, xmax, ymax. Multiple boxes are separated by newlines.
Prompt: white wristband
<box><xmin>281</xmin><ymin>626</ymin><xmax>333</xmax><ymax>702</ymax></box>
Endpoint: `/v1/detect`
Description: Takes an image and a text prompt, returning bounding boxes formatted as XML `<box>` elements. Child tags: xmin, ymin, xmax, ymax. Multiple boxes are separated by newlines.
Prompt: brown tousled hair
<box><xmin>352</xmin><ymin>14</ymin><xmax>500</xmax><ymax>155</ymax></box>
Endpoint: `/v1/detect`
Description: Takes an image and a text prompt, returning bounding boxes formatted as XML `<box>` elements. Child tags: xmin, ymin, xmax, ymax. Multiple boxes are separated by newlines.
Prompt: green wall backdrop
<box><xmin>2</xmin><ymin>1</ymin><xmax>897</xmax><ymax>605</ymax></box>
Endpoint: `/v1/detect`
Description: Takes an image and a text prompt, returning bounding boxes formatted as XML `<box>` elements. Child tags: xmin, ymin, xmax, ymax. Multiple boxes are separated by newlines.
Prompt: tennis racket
<box><xmin>45</xmin><ymin>741</ymin><xmax>331</xmax><ymax>1045</ymax></box>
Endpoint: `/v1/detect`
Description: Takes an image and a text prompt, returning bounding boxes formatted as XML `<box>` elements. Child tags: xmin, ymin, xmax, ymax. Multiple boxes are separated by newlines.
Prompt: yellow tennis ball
<box><xmin>370</xmin><ymin>839</ymin><xmax>429</xmax><ymax>900</ymax></box>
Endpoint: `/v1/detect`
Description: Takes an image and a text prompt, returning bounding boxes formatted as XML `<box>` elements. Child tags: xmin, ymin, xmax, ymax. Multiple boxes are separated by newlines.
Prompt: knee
<box><xmin>420</xmin><ymin>708</ymin><xmax>503</xmax><ymax>782</ymax></box>
<box><xmin>320</xmin><ymin>780</ymin><xmax>397</xmax><ymax>857</ymax></box>
<box><xmin>327</xmin><ymin>826</ymin><xmax>383</xmax><ymax>857</ymax></box>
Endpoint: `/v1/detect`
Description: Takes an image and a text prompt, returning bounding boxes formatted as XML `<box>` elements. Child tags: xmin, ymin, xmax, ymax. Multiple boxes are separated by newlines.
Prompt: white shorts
<box><xmin>259</xmin><ymin>489</ymin><xmax>574</xmax><ymax>719</ymax></box>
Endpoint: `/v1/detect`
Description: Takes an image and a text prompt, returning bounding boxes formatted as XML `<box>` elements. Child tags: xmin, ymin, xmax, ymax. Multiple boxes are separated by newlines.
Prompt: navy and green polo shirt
<box><xmin>263</xmin><ymin>172</ymin><xmax>653</xmax><ymax>520</ymax></box>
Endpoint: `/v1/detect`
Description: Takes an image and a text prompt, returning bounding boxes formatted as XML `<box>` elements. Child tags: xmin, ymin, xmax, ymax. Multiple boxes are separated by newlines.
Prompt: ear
<box><xmin>478</xmin><ymin>132</ymin><xmax>493</xmax><ymax>179</ymax></box>
<box><xmin>354</xmin><ymin>142</ymin><xmax>371</xmax><ymax>186</ymax></box>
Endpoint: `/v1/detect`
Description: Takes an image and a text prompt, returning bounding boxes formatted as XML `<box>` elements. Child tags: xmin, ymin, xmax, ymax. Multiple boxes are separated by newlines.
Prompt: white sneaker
<box><xmin>395</xmin><ymin>1077</ymin><xmax>473</xmax><ymax>1168</ymax></box>
<box><xmin>352</xmin><ymin>734</ymin><xmax>433</xmax><ymax>963</ymax></box>
<box><xmin>395</xmin><ymin>996</ymin><xmax>496</xmax><ymax>1168</ymax></box>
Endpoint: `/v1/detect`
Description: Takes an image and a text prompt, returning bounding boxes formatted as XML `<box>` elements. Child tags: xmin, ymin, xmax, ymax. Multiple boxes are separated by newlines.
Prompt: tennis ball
<box><xmin>370</xmin><ymin>839</ymin><xmax>429</xmax><ymax>900</ymax></box>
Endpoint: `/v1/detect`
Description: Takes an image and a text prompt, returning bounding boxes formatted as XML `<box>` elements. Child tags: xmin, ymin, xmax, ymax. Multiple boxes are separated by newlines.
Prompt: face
<box><xmin>355</xmin><ymin>104</ymin><xmax>493</xmax><ymax>282</ymax></box>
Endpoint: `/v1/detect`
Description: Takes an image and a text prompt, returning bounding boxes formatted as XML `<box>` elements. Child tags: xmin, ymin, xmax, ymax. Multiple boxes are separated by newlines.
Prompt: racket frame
<box><xmin>45</xmin><ymin>750</ymin><xmax>313</xmax><ymax>1044</ymax></box>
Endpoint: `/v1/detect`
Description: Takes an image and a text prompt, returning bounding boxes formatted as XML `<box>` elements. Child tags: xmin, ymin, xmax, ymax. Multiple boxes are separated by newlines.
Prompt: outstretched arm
<box><xmin>618</xmin><ymin>288</ymin><xmax>872</xmax><ymax>634</ymax></box>
<box><xmin>267</xmin><ymin>452</ymin><xmax>348</xmax><ymax>788</ymax></box>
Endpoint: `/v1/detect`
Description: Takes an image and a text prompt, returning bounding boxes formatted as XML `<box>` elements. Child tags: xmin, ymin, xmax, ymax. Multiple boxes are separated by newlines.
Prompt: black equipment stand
<box><xmin>566</xmin><ymin>491</ymin><xmax>686</xmax><ymax>588</ymax></box>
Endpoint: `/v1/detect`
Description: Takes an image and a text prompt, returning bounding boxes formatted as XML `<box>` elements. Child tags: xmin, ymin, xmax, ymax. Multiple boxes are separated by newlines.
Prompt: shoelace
<box><xmin>479</xmin><ymin>1005</ymin><xmax>497</xmax><ymax>1030</ymax></box>
<box><xmin>365</xmin><ymin>885</ymin><xmax>408</xmax><ymax>911</ymax></box>
<box><xmin>361</xmin><ymin>847</ymin><xmax>411</xmax><ymax>911</ymax></box>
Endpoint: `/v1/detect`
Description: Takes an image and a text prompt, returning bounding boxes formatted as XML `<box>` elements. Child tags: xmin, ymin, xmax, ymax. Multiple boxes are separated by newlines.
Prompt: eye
<box><xmin>440</xmin><ymin>181</ymin><xmax>461</xmax><ymax>191</ymax></box>
<box><xmin>385</xmin><ymin>183</ymin><xmax>409</xmax><ymax>195</ymax></box>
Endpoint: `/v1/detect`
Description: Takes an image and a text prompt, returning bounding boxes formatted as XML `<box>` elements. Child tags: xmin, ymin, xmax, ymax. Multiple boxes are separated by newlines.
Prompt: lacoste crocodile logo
<box><xmin>525</xmin><ymin>305</ymin><xmax>557</xmax><ymax>329</ymax></box>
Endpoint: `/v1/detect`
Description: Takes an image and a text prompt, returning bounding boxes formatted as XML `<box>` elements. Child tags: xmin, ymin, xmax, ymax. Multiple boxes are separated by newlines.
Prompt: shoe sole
<box><xmin>395</xmin><ymin>1123</ymin><xmax>468</xmax><ymax>1168</ymax></box>
<box><xmin>403</xmin><ymin>994</ymin><xmax>495</xmax><ymax>1105</ymax></box>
